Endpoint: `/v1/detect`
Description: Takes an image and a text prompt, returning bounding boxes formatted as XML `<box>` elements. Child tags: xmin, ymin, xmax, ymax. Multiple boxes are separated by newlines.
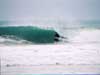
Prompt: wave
<box><xmin>0</xmin><ymin>20</ymin><xmax>100</xmax><ymax>45</ymax></box>
<box><xmin>0</xmin><ymin>26</ymin><xmax>62</xmax><ymax>45</ymax></box>
<box><xmin>0</xmin><ymin>27</ymin><xmax>100</xmax><ymax>45</ymax></box>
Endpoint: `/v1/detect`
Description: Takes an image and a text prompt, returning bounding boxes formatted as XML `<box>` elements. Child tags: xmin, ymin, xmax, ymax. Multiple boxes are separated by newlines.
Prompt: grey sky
<box><xmin>0</xmin><ymin>0</ymin><xmax>100</xmax><ymax>20</ymax></box>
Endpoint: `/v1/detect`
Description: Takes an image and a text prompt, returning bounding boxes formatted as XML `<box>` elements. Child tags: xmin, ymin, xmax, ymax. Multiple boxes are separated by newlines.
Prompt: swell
<box><xmin>0</xmin><ymin>26</ymin><xmax>56</xmax><ymax>44</ymax></box>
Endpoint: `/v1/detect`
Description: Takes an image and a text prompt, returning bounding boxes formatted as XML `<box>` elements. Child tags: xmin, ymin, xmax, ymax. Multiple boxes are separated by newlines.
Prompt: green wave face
<box><xmin>0</xmin><ymin>26</ymin><xmax>56</xmax><ymax>43</ymax></box>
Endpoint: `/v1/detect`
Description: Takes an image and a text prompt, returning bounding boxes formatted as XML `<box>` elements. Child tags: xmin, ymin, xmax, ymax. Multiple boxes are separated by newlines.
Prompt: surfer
<box><xmin>54</xmin><ymin>32</ymin><xmax>60</xmax><ymax>41</ymax></box>
<box><xmin>54</xmin><ymin>32</ymin><xmax>66</xmax><ymax>42</ymax></box>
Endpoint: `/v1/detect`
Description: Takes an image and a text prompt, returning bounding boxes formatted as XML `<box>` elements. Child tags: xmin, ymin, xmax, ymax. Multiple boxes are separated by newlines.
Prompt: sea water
<box><xmin>0</xmin><ymin>20</ymin><xmax>100</xmax><ymax>74</ymax></box>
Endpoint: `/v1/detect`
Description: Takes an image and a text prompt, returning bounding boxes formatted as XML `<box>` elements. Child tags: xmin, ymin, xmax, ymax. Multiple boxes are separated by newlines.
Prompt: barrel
<box><xmin>0</xmin><ymin>26</ymin><xmax>57</xmax><ymax>43</ymax></box>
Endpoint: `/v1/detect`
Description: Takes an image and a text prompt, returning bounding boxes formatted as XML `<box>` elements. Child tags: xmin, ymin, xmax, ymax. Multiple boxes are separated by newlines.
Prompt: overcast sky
<box><xmin>0</xmin><ymin>0</ymin><xmax>100</xmax><ymax>20</ymax></box>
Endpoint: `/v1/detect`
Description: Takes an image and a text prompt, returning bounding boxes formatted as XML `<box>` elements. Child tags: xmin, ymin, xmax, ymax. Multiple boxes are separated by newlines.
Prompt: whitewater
<box><xmin>0</xmin><ymin>20</ymin><xmax>100</xmax><ymax>74</ymax></box>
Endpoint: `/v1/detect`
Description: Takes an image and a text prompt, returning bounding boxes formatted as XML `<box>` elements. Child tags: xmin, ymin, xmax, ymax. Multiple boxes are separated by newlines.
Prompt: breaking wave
<box><xmin>0</xmin><ymin>20</ymin><xmax>100</xmax><ymax>45</ymax></box>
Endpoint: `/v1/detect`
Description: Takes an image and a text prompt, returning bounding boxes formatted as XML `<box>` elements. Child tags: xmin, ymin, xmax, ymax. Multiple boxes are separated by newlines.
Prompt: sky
<box><xmin>0</xmin><ymin>0</ymin><xmax>100</xmax><ymax>20</ymax></box>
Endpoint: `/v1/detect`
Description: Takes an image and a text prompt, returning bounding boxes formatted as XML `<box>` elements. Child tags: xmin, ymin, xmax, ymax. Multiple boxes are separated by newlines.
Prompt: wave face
<box><xmin>0</xmin><ymin>26</ymin><xmax>56</xmax><ymax>44</ymax></box>
<box><xmin>0</xmin><ymin>20</ymin><xmax>100</xmax><ymax>45</ymax></box>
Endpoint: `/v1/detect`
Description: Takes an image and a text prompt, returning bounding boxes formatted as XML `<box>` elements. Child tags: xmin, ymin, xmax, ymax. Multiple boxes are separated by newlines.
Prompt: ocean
<box><xmin>0</xmin><ymin>20</ymin><xmax>100</xmax><ymax>45</ymax></box>
<box><xmin>0</xmin><ymin>20</ymin><xmax>100</xmax><ymax>74</ymax></box>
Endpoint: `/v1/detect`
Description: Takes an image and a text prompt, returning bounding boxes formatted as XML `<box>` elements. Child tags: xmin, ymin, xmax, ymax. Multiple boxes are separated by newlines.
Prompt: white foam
<box><xmin>0</xmin><ymin>43</ymin><xmax>100</xmax><ymax>65</ymax></box>
<box><xmin>70</xmin><ymin>29</ymin><xmax>100</xmax><ymax>43</ymax></box>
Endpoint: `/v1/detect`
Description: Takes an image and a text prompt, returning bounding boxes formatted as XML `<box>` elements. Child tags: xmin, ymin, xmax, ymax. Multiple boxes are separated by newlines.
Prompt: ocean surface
<box><xmin>0</xmin><ymin>20</ymin><xmax>100</xmax><ymax>45</ymax></box>
<box><xmin>0</xmin><ymin>20</ymin><xmax>100</xmax><ymax>74</ymax></box>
